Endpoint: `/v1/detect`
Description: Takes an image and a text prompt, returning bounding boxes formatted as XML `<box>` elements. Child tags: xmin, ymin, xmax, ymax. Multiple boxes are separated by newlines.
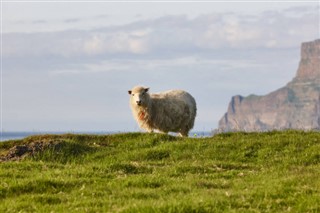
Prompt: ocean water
<box><xmin>0</xmin><ymin>131</ymin><xmax>112</xmax><ymax>142</ymax></box>
<box><xmin>0</xmin><ymin>131</ymin><xmax>212</xmax><ymax>142</ymax></box>
<box><xmin>0</xmin><ymin>132</ymin><xmax>38</xmax><ymax>141</ymax></box>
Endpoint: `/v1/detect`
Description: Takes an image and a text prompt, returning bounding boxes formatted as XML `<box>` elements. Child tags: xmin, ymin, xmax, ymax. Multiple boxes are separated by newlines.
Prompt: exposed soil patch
<box><xmin>0</xmin><ymin>140</ymin><xmax>63</xmax><ymax>162</ymax></box>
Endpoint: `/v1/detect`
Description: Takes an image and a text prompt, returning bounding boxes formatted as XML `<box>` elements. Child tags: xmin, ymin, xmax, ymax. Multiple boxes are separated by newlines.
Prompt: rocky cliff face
<box><xmin>218</xmin><ymin>39</ymin><xmax>320</xmax><ymax>131</ymax></box>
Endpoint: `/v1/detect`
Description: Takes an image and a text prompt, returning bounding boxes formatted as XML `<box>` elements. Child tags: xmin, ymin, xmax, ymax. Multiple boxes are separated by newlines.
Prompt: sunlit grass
<box><xmin>0</xmin><ymin>131</ymin><xmax>319</xmax><ymax>212</ymax></box>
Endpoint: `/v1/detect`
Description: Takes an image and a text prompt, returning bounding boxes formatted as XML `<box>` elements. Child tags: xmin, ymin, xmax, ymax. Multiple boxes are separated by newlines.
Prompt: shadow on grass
<box><xmin>0</xmin><ymin>179</ymin><xmax>76</xmax><ymax>200</ymax></box>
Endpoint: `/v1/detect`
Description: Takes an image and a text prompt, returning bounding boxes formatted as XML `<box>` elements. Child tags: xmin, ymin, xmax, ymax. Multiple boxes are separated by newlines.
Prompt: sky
<box><xmin>1</xmin><ymin>0</ymin><xmax>320</xmax><ymax>133</ymax></box>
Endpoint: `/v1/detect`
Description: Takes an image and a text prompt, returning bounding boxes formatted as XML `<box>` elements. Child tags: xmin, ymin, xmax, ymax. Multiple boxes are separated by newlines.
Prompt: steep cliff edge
<box><xmin>218</xmin><ymin>39</ymin><xmax>320</xmax><ymax>131</ymax></box>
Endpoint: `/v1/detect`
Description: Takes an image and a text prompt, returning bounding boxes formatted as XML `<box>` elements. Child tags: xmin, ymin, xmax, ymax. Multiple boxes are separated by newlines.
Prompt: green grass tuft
<box><xmin>32</xmin><ymin>141</ymin><xmax>96</xmax><ymax>164</ymax></box>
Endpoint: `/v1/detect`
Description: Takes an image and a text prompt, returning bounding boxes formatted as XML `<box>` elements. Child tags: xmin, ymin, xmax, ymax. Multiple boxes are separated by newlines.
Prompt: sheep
<box><xmin>128</xmin><ymin>86</ymin><xmax>197</xmax><ymax>137</ymax></box>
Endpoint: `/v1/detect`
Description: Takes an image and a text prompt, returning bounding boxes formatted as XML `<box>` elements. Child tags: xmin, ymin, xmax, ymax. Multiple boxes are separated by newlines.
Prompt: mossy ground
<box><xmin>0</xmin><ymin>131</ymin><xmax>320</xmax><ymax>212</ymax></box>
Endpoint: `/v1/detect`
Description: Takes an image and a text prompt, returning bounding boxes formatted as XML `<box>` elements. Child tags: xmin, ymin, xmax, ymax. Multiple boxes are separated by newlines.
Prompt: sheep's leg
<box><xmin>178</xmin><ymin>131</ymin><xmax>188</xmax><ymax>137</ymax></box>
<box><xmin>179</xmin><ymin>127</ymin><xmax>189</xmax><ymax>137</ymax></box>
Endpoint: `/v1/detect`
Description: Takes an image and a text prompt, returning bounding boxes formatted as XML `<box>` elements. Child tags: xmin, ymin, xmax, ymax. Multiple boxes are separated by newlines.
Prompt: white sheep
<box><xmin>128</xmin><ymin>86</ymin><xmax>197</xmax><ymax>137</ymax></box>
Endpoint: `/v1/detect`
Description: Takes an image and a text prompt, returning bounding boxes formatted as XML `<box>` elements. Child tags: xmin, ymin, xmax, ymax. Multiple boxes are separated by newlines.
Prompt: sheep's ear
<box><xmin>128</xmin><ymin>90</ymin><xmax>132</xmax><ymax>95</ymax></box>
<box><xmin>144</xmin><ymin>88</ymin><xmax>149</xmax><ymax>93</ymax></box>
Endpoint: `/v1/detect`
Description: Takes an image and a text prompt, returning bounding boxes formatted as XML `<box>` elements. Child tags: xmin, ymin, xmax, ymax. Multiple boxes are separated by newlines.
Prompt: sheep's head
<box><xmin>128</xmin><ymin>86</ymin><xmax>150</xmax><ymax>107</ymax></box>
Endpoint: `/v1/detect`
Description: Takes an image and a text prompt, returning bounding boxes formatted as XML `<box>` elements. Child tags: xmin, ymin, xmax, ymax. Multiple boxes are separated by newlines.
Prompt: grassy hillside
<box><xmin>0</xmin><ymin>131</ymin><xmax>320</xmax><ymax>212</ymax></box>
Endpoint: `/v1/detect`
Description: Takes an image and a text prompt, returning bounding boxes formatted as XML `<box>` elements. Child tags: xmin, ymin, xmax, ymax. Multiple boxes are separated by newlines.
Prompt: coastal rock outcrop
<box><xmin>218</xmin><ymin>39</ymin><xmax>320</xmax><ymax>131</ymax></box>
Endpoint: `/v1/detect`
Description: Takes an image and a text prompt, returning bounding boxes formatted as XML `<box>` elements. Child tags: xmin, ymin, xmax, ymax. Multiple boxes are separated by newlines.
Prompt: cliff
<box><xmin>218</xmin><ymin>39</ymin><xmax>320</xmax><ymax>131</ymax></box>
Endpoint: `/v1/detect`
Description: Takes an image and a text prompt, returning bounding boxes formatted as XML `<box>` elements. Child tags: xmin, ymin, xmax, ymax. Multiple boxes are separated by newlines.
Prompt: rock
<box><xmin>218</xmin><ymin>39</ymin><xmax>320</xmax><ymax>132</ymax></box>
<box><xmin>296</xmin><ymin>39</ymin><xmax>320</xmax><ymax>80</ymax></box>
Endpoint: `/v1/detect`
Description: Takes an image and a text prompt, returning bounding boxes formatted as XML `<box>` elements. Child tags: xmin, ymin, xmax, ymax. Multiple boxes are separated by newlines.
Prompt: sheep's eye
<box><xmin>132</xmin><ymin>94</ymin><xmax>135</xmax><ymax>96</ymax></box>
<box><xmin>142</xmin><ymin>92</ymin><xmax>145</xmax><ymax>96</ymax></box>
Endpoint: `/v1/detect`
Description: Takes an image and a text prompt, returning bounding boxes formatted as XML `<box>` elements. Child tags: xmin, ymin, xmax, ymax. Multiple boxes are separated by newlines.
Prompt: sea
<box><xmin>0</xmin><ymin>131</ymin><xmax>116</xmax><ymax>142</ymax></box>
<box><xmin>0</xmin><ymin>131</ymin><xmax>212</xmax><ymax>142</ymax></box>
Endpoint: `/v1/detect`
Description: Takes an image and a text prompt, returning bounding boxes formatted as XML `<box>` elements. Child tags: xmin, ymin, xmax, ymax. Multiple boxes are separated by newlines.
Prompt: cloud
<box><xmin>81</xmin><ymin>31</ymin><xmax>150</xmax><ymax>55</ymax></box>
<box><xmin>32</xmin><ymin>19</ymin><xmax>48</xmax><ymax>24</ymax></box>
<box><xmin>3</xmin><ymin>5</ymin><xmax>318</xmax><ymax>60</ymax></box>
<box><xmin>64</xmin><ymin>18</ymin><xmax>81</xmax><ymax>23</ymax></box>
<box><xmin>283</xmin><ymin>5</ymin><xmax>319</xmax><ymax>16</ymax></box>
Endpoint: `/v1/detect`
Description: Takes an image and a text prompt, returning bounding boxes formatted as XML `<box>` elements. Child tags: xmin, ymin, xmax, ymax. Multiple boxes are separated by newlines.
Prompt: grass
<box><xmin>0</xmin><ymin>131</ymin><xmax>320</xmax><ymax>212</ymax></box>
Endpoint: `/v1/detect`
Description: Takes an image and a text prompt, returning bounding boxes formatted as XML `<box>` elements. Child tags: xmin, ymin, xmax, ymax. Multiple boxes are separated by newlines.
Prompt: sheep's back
<box><xmin>151</xmin><ymin>90</ymin><xmax>196</xmax><ymax>108</ymax></box>
<box><xmin>150</xmin><ymin>90</ymin><xmax>196</xmax><ymax>130</ymax></box>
